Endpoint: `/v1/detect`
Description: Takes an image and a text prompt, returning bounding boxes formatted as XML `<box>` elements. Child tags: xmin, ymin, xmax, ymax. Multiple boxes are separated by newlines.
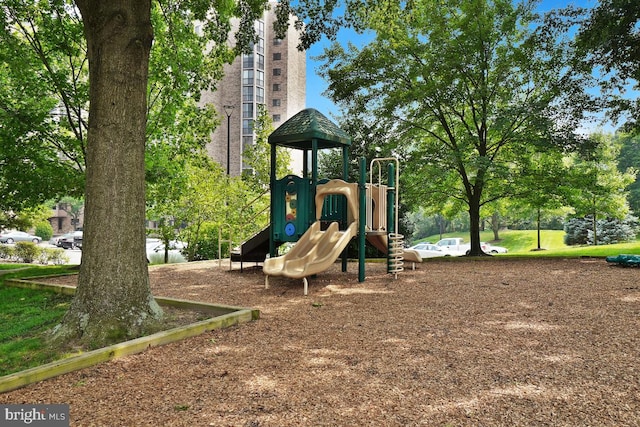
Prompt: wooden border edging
<box><xmin>1</xmin><ymin>277</ymin><xmax>260</xmax><ymax>393</ymax></box>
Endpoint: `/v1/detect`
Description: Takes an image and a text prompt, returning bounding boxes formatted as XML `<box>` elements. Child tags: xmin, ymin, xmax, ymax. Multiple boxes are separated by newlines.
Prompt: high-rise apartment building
<box><xmin>200</xmin><ymin>5</ymin><xmax>306</xmax><ymax>176</ymax></box>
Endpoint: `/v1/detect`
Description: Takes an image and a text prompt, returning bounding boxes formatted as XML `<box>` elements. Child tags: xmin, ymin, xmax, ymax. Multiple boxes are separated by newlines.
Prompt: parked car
<box><xmin>482</xmin><ymin>242</ymin><xmax>508</xmax><ymax>254</ymax></box>
<box><xmin>0</xmin><ymin>230</ymin><xmax>41</xmax><ymax>244</ymax></box>
<box><xmin>57</xmin><ymin>231</ymin><xmax>83</xmax><ymax>249</ymax></box>
<box><xmin>434</xmin><ymin>238</ymin><xmax>469</xmax><ymax>256</ymax></box>
<box><xmin>408</xmin><ymin>242</ymin><xmax>456</xmax><ymax>258</ymax></box>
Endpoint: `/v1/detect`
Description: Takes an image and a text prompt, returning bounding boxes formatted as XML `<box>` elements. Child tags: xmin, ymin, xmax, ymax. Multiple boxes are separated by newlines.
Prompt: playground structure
<box><xmin>231</xmin><ymin>108</ymin><xmax>422</xmax><ymax>294</ymax></box>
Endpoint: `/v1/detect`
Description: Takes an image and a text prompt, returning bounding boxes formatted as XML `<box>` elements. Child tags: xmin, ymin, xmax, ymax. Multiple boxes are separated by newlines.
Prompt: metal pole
<box><xmin>223</xmin><ymin>105</ymin><xmax>234</xmax><ymax>175</ymax></box>
<box><xmin>359</xmin><ymin>157</ymin><xmax>367</xmax><ymax>282</ymax></box>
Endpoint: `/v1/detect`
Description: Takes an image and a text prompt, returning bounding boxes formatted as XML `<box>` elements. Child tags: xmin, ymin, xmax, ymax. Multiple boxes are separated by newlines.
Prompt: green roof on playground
<box><xmin>268</xmin><ymin>108</ymin><xmax>351</xmax><ymax>149</ymax></box>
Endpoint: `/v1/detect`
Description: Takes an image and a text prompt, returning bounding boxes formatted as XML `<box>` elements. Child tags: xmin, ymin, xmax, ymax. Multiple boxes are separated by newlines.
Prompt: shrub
<box><xmin>0</xmin><ymin>244</ymin><xmax>15</xmax><ymax>260</ymax></box>
<box><xmin>35</xmin><ymin>221</ymin><xmax>53</xmax><ymax>241</ymax></box>
<box><xmin>564</xmin><ymin>215</ymin><xmax>638</xmax><ymax>245</ymax></box>
<box><xmin>588</xmin><ymin>215</ymin><xmax>638</xmax><ymax>245</ymax></box>
<box><xmin>564</xmin><ymin>217</ymin><xmax>590</xmax><ymax>245</ymax></box>
<box><xmin>186</xmin><ymin>223</ymin><xmax>228</xmax><ymax>261</ymax></box>
<box><xmin>37</xmin><ymin>248</ymin><xmax>70</xmax><ymax>265</ymax></box>
<box><xmin>14</xmin><ymin>242</ymin><xmax>42</xmax><ymax>263</ymax></box>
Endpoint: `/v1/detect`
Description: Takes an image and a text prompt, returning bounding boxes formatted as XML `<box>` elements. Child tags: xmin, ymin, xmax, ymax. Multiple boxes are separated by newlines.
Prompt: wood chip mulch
<box><xmin>1</xmin><ymin>258</ymin><xmax>639</xmax><ymax>426</ymax></box>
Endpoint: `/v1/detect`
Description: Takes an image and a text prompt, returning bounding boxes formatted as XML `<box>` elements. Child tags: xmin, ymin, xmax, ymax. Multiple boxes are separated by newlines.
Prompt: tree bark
<box><xmin>56</xmin><ymin>0</ymin><xmax>162</xmax><ymax>346</ymax></box>
<box><xmin>491</xmin><ymin>212</ymin><xmax>500</xmax><ymax>241</ymax></box>
<box><xmin>467</xmin><ymin>194</ymin><xmax>485</xmax><ymax>256</ymax></box>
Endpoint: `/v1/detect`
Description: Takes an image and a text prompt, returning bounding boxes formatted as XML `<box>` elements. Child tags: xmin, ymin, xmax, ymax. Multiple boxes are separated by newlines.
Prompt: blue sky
<box><xmin>304</xmin><ymin>0</ymin><xmax>603</xmax><ymax>121</ymax></box>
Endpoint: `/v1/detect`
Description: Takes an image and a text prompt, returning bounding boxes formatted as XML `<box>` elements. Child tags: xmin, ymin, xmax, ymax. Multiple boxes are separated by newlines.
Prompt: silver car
<box><xmin>0</xmin><ymin>230</ymin><xmax>42</xmax><ymax>244</ymax></box>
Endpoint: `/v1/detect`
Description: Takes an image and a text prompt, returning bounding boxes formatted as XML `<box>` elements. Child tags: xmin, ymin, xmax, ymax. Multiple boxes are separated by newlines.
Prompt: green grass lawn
<box><xmin>0</xmin><ymin>265</ymin><xmax>77</xmax><ymax>376</ymax></box>
<box><xmin>419</xmin><ymin>229</ymin><xmax>640</xmax><ymax>257</ymax></box>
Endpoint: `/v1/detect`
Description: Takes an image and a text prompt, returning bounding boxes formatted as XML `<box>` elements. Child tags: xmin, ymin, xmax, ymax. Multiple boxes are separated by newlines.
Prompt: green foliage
<box><xmin>314</xmin><ymin>0</ymin><xmax>594</xmax><ymax>255</ymax></box>
<box><xmin>564</xmin><ymin>215</ymin><xmax>638</xmax><ymax>245</ymax></box>
<box><xmin>35</xmin><ymin>221</ymin><xmax>53</xmax><ymax>241</ymax></box>
<box><xmin>243</xmin><ymin>104</ymin><xmax>291</xmax><ymax>189</ymax></box>
<box><xmin>13</xmin><ymin>242</ymin><xmax>41</xmax><ymax>263</ymax></box>
<box><xmin>186</xmin><ymin>222</ymin><xmax>226</xmax><ymax>261</ymax></box>
<box><xmin>0</xmin><ymin>245</ymin><xmax>14</xmax><ymax>261</ymax></box>
<box><xmin>1</xmin><ymin>205</ymin><xmax>56</xmax><ymax>233</ymax></box>
<box><xmin>616</xmin><ymin>132</ymin><xmax>640</xmax><ymax>214</ymax></box>
<box><xmin>0</xmin><ymin>244</ymin><xmax>68</xmax><ymax>265</ymax></box>
<box><xmin>565</xmin><ymin>132</ymin><xmax>636</xmax><ymax>238</ymax></box>
<box><xmin>38</xmin><ymin>248</ymin><xmax>70</xmax><ymax>265</ymax></box>
<box><xmin>0</xmin><ymin>0</ymin><xmax>86</xmax><ymax>215</ymax></box>
<box><xmin>576</xmin><ymin>0</ymin><xmax>640</xmax><ymax>131</ymax></box>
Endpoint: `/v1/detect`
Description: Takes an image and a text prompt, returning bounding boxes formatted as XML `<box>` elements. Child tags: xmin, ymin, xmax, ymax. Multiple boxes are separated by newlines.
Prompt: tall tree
<box><xmin>55</xmin><ymin>0</ymin><xmax>163</xmax><ymax>344</ymax></box>
<box><xmin>0</xmin><ymin>0</ymin><xmax>85</xmax><ymax>216</ymax></box>
<box><xmin>313</xmin><ymin>0</ymin><xmax>592</xmax><ymax>255</ymax></box>
<box><xmin>565</xmin><ymin>132</ymin><xmax>636</xmax><ymax>245</ymax></box>
<box><xmin>616</xmin><ymin>132</ymin><xmax>640</xmax><ymax>214</ymax></box>
<box><xmin>52</xmin><ymin>0</ymin><xmax>271</xmax><ymax>346</ymax></box>
<box><xmin>576</xmin><ymin>0</ymin><xmax>640</xmax><ymax>132</ymax></box>
<box><xmin>509</xmin><ymin>149</ymin><xmax>572</xmax><ymax>249</ymax></box>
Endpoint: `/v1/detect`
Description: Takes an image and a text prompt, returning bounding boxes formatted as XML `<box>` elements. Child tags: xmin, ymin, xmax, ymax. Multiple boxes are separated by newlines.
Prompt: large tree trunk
<box><xmin>467</xmin><ymin>195</ymin><xmax>485</xmax><ymax>256</ymax></box>
<box><xmin>56</xmin><ymin>0</ymin><xmax>162</xmax><ymax>346</ymax></box>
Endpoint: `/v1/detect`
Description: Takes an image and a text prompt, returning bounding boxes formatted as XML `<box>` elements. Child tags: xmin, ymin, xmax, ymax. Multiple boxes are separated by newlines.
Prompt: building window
<box><xmin>273</xmin><ymin>68</ymin><xmax>281</xmax><ymax>76</ymax></box>
<box><xmin>243</xmin><ymin>53</ymin><xmax>254</xmax><ymax>68</ymax></box>
<box><xmin>256</xmin><ymin>20</ymin><xmax>264</xmax><ymax>38</ymax></box>
<box><xmin>273</xmin><ymin>52</ymin><xmax>281</xmax><ymax>60</ymax></box>
<box><xmin>273</xmin><ymin>83</ymin><xmax>281</xmax><ymax>91</ymax></box>
<box><xmin>272</xmin><ymin>99</ymin><xmax>281</xmax><ymax>107</ymax></box>
<box><xmin>243</xmin><ymin>86</ymin><xmax>254</xmax><ymax>101</ymax></box>
<box><xmin>273</xmin><ymin>38</ymin><xmax>282</xmax><ymax>46</ymax></box>
<box><xmin>257</xmin><ymin>54</ymin><xmax>264</xmax><ymax>70</ymax></box>
<box><xmin>242</xmin><ymin>69</ymin><xmax>254</xmax><ymax>85</ymax></box>
<box><xmin>256</xmin><ymin>87</ymin><xmax>264</xmax><ymax>103</ymax></box>
<box><xmin>273</xmin><ymin>114</ymin><xmax>281</xmax><ymax>122</ymax></box>
<box><xmin>257</xmin><ymin>37</ymin><xmax>264</xmax><ymax>54</ymax></box>
<box><xmin>242</xmin><ymin>119</ymin><xmax>253</xmax><ymax>135</ymax></box>
<box><xmin>256</xmin><ymin>70</ymin><xmax>265</xmax><ymax>87</ymax></box>
<box><xmin>242</xmin><ymin>103</ymin><xmax>254</xmax><ymax>118</ymax></box>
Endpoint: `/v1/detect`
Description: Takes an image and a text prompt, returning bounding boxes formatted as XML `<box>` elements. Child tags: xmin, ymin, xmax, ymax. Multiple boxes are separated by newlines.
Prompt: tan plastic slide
<box><xmin>263</xmin><ymin>179</ymin><xmax>359</xmax><ymax>295</ymax></box>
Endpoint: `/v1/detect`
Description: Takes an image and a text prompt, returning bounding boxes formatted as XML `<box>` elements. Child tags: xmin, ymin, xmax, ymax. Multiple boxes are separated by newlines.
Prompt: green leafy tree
<box><xmin>311</xmin><ymin>0</ymin><xmax>593</xmax><ymax>255</ymax></box>
<box><xmin>565</xmin><ymin>132</ymin><xmax>637</xmax><ymax>244</ymax></box>
<box><xmin>0</xmin><ymin>204</ymin><xmax>53</xmax><ymax>232</ymax></box>
<box><xmin>616</xmin><ymin>132</ymin><xmax>640</xmax><ymax>214</ymax></box>
<box><xmin>576</xmin><ymin>0</ymin><xmax>640</xmax><ymax>131</ymax></box>
<box><xmin>47</xmin><ymin>0</ymin><xmax>277</xmax><ymax>347</ymax></box>
<box><xmin>318</xmin><ymin>113</ymin><xmax>395</xmax><ymax>181</ymax></box>
<box><xmin>0</xmin><ymin>1</ymin><xmax>85</xmax><ymax>215</ymax></box>
<box><xmin>507</xmin><ymin>147</ymin><xmax>574</xmax><ymax>249</ymax></box>
<box><xmin>243</xmin><ymin>104</ymin><xmax>291</xmax><ymax>190</ymax></box>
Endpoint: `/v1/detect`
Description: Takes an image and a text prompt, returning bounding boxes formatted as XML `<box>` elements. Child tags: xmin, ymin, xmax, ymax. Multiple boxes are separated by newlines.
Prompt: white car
<box><xmin>408</xmin><ymin>243</ymin><xmax>457</xmax><ymax>258</ymax></box>
<box><xmin>146</xmin><ymin>238</ymin><xmax>187</xmax><ymax>263</ymax></box>
<box><xmin>482</xmin><ymin>242</ymin><xmax>508</xmax><ymax>254</ymax></box>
